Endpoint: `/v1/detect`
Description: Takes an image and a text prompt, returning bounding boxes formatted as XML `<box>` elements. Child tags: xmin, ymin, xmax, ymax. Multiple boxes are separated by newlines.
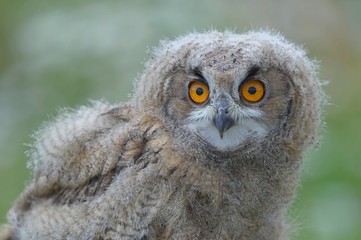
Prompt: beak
<box><xmin>213</xmin><ymin>97</ymin><xmax>235</xmax><ymax>139</ymax></box>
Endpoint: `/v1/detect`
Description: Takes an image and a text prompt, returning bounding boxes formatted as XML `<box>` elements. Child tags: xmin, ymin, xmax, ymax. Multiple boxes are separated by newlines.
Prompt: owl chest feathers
<box><xmin>107</xmin><ymin>111</ymin><xmax>295</xmax><ymax>238</ymax></box>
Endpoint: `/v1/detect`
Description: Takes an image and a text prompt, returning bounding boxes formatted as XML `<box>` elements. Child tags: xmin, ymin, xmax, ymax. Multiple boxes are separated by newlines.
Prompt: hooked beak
<box><xmin>213</xmin><ymin>97</ymin><xmax>235</xmax><ymax>139</ymax></box>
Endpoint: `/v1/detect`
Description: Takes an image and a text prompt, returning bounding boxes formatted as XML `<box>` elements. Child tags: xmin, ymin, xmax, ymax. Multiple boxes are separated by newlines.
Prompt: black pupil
<box><xmin>196</xmin><ymin>87</ymin><xmax>204</xmax><ymax>95</ymax></box>
<box><xmin>248</xmin><ymin>86</ymin><xmax>257</xmax><ymax>95</ymax></box>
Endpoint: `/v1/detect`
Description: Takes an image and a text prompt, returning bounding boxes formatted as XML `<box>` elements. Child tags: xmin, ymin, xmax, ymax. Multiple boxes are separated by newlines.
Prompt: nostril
<box><xmin>217</xmin><ymin>107</ymin><xmax>229</xmax><ymax>115</ymax></box>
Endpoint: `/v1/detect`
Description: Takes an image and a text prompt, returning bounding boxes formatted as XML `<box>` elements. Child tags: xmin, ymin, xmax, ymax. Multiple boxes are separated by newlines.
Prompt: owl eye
<box><xmin>240</xmin><ymin>79</ymin><xmax>265</xmax><ymax>103</ymax></box>
<box><xmin>188</xmin><ymin>81</ymin><xmax>209</xmax><ymax>104</ymax></box>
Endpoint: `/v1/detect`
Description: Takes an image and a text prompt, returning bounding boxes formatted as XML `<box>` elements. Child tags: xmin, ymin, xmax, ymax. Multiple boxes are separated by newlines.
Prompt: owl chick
<box><xmin>0</xmin><ymin>30</ymin><xmax>324</xmax><ymax>240</ymax></box>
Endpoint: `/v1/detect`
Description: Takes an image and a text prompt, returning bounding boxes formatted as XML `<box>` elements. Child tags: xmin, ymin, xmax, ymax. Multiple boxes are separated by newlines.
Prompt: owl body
<box><xmin>1</xmin><ymin>31</ymin><xmax>324</xmax><ymax>240</ymax></box>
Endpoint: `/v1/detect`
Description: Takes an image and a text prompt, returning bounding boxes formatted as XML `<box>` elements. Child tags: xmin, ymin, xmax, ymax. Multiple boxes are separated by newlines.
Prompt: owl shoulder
<box><xmin>27</xmin><ymin>100</ymin><xmax>134</xmax><ymax>188</ymax></box>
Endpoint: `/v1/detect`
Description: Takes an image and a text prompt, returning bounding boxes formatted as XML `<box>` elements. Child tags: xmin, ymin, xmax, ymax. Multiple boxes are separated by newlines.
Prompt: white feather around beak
<box><xmin>186</xmin><ymin>106</ymin><xmax>268</xmax><ymax>151</ymax></box>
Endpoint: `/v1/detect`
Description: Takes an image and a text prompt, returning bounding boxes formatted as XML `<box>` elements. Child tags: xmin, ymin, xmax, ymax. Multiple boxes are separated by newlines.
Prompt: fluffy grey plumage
<box><xmin>1</xmin><ymin>30</ymin><xmax>325</xmax><ymax>240</ymax></box>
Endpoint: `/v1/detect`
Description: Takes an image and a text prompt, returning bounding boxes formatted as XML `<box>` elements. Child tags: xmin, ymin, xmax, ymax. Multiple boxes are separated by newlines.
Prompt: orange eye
<box><xmin>189</xmin><ymin>81</ymin><xmax>209</xmax><ymax>104</ymax></box>
<box><xmin>240</xmin><ymin>80</ymin><xmax>265</xmax><ymax>103</ymax></box>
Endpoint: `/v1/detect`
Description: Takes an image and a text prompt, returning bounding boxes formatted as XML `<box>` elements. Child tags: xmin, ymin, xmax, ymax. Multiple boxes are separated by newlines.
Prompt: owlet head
<box><xmin>134</xmin><ymin>30</ymin><xmax>324</xmax><ymax>152</ymax></box>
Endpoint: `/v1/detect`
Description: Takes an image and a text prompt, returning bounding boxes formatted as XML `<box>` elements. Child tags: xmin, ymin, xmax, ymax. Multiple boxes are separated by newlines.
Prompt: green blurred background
<box><xmin>0</xmin><ymin>1</ymin><xmax>360</xmax><ymax>239</ymax></box>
